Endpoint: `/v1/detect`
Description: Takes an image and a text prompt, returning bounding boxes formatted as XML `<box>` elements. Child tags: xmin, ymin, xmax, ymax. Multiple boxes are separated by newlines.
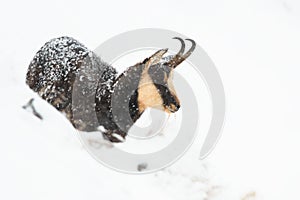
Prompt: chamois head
<box><xmin>136</xmin><ymin>37</ymin><xmax>196</xmax><ymax>114</ymax></box>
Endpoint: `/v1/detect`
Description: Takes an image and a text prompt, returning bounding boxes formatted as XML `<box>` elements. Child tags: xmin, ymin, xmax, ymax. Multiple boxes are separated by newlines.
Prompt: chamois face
<box><xmin>137</xmin><ymin>37</ymin><xmax>196</xmax><ymax>114</ymax></box>
<box><xmin>137</xmin><ymin>63</ymin><xmax>179</xmax><ymax>113</ymax></box>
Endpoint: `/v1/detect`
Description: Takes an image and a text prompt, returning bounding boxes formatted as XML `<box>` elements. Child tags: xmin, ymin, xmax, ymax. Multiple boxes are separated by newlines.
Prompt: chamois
<box><xmin>26</xmin><ymin>36</ymin><xmax>195</xmax><ymax>142</ymax></box>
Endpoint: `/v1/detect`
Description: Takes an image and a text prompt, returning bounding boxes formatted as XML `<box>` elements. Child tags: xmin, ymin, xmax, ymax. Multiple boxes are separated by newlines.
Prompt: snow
<box><xmin>1</xmin><ymin>0</ymin><xmax>300</xmax><ymax>199</ymax></box>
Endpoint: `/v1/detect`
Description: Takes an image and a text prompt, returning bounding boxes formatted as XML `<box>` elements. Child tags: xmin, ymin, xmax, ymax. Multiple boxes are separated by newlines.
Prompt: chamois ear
<box><xmin>143</xmin><ymin>48</ymin><xmax>168</xmax><ymax>70</ymax></box>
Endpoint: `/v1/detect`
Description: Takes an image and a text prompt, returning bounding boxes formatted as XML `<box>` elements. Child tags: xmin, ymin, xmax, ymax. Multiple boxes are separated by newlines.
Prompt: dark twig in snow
<box><xmin>22</xmin><ymin>98</ymin><xmax>43</xmax><ymax>120</ymax></box>
<box><xmin>137</xmin><ymin>163</ymin><xmax>148</xmax><ymax>172</ymax></box>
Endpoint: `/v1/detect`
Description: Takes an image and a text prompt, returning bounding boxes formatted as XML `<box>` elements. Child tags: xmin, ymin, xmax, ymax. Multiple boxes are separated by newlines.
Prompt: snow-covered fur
<box><xmin>26</xmin><ymin>36</ymin><xmax>195</xmax><ymax>142</ymax></box>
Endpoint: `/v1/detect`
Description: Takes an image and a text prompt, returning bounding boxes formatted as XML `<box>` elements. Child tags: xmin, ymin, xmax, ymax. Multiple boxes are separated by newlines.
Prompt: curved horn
<box><xmin>182</xmin><ymin>39</ymin><xmax>196</xmax><ymax>59</ymax></box>
<box><xmin>172</xmin><ymin>37</ymin><xmax>185</xmax><ymax>56</ymax></box>
<box><xmin>166</xmin><ymin>37</ymin><xmax>196</xmax><ymax>68</ymax></box>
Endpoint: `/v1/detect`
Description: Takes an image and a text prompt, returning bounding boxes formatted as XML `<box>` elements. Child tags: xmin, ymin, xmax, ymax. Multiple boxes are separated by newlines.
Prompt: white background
<box><xmin>0</xmin><ymin>0</ymin><xmax>299</xmax><ymax>199</ymax></box>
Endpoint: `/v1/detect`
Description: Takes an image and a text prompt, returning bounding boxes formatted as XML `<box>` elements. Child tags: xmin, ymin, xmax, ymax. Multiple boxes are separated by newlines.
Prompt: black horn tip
<box><xmin>172</xmin><ymin>36</ymin><xmax>184</xmax><ymax>40</ymax></box>
<box><xmin>172</xmin><ymin>37</ymin><xmax>185</xmax><ymax>55</ymax></box>
<box><xmin>185</xmin><ymin>38</ymin><xmax>196</xmax><ymax>46</ymax></box>
<box><xmin>183</xmin><ymin>38</ymin><xmax>196</xmax><ymax>58</ymax></box>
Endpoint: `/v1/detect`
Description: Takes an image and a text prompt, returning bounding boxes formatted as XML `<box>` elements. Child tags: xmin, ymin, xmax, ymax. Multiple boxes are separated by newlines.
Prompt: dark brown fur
<box><xmin>26</xmin><ymin>36</ymin><xmax>195</xmax><ymax>142</ymax></box>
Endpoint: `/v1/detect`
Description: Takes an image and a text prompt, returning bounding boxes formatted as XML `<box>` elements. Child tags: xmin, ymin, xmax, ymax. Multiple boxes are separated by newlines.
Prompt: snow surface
<box><xmin>1</xmin><ymin>0</ymin><xmax>300</xmax><ymax>199</ymax></box>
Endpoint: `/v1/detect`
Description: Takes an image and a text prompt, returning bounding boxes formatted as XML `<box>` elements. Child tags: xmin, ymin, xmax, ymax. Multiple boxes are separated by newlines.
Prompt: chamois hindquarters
<box><xmin>25</xmin><ymin>37</ymin><xmax>118</xmax><ymax>133</ymax></box>
<box><xmin>26</xmin><ymin>37</ymin><xmax>91</xmax><ymax>108</ymax></box>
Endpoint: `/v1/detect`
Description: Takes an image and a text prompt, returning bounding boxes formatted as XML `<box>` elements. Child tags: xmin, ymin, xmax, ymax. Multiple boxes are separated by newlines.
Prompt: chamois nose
<box><xmin>168</xmin><ymin>102</ymin><xmax>180</xmax><ymax>112</ymax></box>
<box><xmin>174</xmin><ymin>102</ymin><xmax>180</xmax><ymax>111</ymax></box>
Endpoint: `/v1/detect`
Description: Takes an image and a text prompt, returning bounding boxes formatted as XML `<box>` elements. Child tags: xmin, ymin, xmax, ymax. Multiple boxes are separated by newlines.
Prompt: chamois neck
<box><xmin>110</xmin><ymin>65</ymin><xmax>144</xmax><ymax>131</ymax></box>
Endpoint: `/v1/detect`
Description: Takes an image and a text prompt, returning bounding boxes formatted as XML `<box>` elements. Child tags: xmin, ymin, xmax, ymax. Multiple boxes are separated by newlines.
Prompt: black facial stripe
<box><xmin>153</xmin><ymin>83</ymin><xmax>177</xmax><ymax>107</ymax></box>
<box><xmin>147</xmin><ymin>64</ymin><xmax>178</xmax><ymax>107</ymax></box>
